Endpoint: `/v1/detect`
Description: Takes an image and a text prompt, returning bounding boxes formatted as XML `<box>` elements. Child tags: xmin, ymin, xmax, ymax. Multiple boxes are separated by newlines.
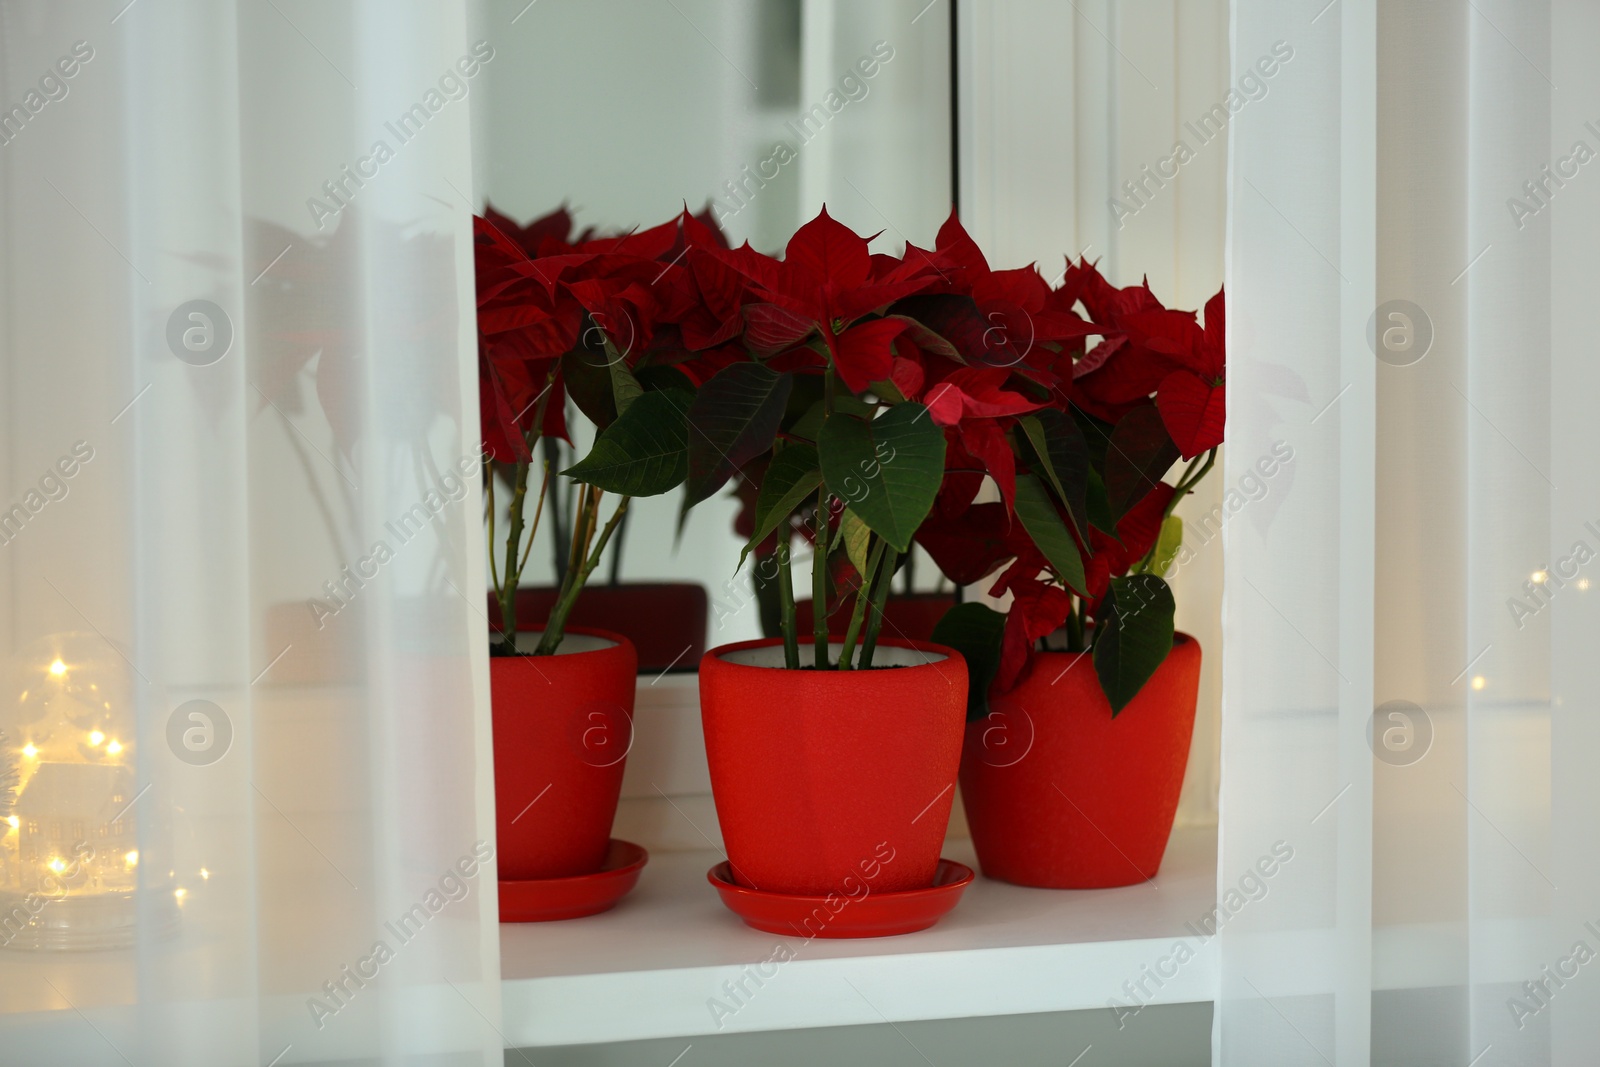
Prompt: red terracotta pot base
<box><xmin>707</xmin><ymin>857</ymin><xmax>974</xmax><ymax>938</ymax></box>
<box><xmin>491</xmin><ymin>627</ymin><xmax>636</xmax><ymax>884</ymax></box>
<box><xmin>500</xmin><ymin>839</ymin><xmax>648</xmax><ymax>922</ymax></box>
<box><xmin>959</xmin><ymin>635</ymin><xmax>1202</xmax><ymax>889</ymax></box>
<box><xmin>699</xmin><ymin>639</ymin><xmax>967</xmax><ymax>898</ymax></box>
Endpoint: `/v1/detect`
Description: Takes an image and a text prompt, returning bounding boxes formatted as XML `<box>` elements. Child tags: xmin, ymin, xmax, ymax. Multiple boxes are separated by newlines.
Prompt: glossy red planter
<box><xmin>490</xmin><ymin>627</ymin><xmax>636</xmax><ymax>884</ymax></box>
<box><xmin>793</xmin><ymin>593</ymin><xmax>956</xmax><ymax>644</ymax></box>
<box><xmin>500</xmin><ymin>839</ymin><xmax>648</xmax><ymax>922</ymax></box>
<box><xmin>488</xmin><ymin>582</ymin><xmax>708</xmax><ymax>672</ymax></box>
<box><xmin>699</xmin><ymin>638</ymin><xmax>967</xmax><ymax>896</ymax></box>
<box><xmin>707</xmin><ymin>857</ymin><xmax>974</xmax><ymax>938</ymax></box>
<box><xmin>959</xmin><ymin>634</ymin><xmax>1202</xmax><ymax>888</ymax></box>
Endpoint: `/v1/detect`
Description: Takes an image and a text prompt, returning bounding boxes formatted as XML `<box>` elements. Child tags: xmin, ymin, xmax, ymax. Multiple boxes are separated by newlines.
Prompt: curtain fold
<box><xmin>0</xmin><ymin>2</ymin><xmax>499</xmax><ymax>1064</ymax></box>
<box><xmin>1223</xmin><ymin>1</ymin><xmax>1600</xmax><ymax>1063</ymax></box>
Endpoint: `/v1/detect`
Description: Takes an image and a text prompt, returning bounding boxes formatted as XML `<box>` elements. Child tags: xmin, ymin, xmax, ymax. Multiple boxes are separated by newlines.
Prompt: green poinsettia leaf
<box><xmin>818</xmin><ymin>404</ymin><xmax>945</xmax><ymax>553</ymax></box>
<box><xmin>1151</xmin><ymin>515</ymin><xmax>1183</xmax><ymax>577</ymax></box>
<box><xmin>562</xmin><ymin>388</ymin><xmax>692</xmax><ymax>496</ymax></box>
<box><xmin>788</xmin><ymin>393</ymin><xmax>875</xmax><ymax>443</ymax></box>
<box><xmin>683</xmin><ymin>363</ymin><xmax>793</xmax><ymax>509</ymax></box>
<box><xmin>840</xmin><ymin>508</ymin><xmax>871</xmax><ymax>578</ymax></box>
<box><xmin>1013</xmin><ymin>473</ymin><xmax>1088</xmax><ymax>595</ymax></box>
<box><xmin>739</xmin><ymin>442</ymin><xmax>822</xmax><ymax>570</ymax></box>
<box><xmin>1085</xmin><ymin>466</ymin><xmax>1118</xmax><ymax>535</ymax></box>
<box><xmin>561</xmin><ymin>348</ymin><xmax>618</xmax><ymax>429</ymax></box>
<box><xmin>605</xmin><ymin>340</ymin><xmax>643</xmax><ymax>415</ymax></box>
<box><xmin>1019</xmin><ymin>409</ymin><xmax>1091</xmax><ymax>539</ymax></box>
<box><xmin>1093</xmin><ymin>573</ymin><xmax>1176</xmax><ymax>715</ymax></box>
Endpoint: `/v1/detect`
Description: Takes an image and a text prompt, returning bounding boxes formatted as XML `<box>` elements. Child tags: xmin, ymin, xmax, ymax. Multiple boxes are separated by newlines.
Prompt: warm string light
<box><xmin>4</xmin><ymin>816</ymin><xmax>16</xmax><ymax>830</ymax></box>
<box><xmin>47</xmin><ymin>857</ymin><xmax>65</xmax><ymax>874</ymax></box>
<box><xmin>199</xmin><ymin>868</ymin><xmax>211</xmax><ymax>881</ymax></box>
<box><xmin>21</xmin><ymin>743</ymin><xmax>37</xmax><ymax>759</ymax></box>
<box><xmin>106</xmin><ymin>740</ymin><xmax>122</xmax><ymax>756</ymax></box>
<box><xmin>88</xmin><ymin>730</ymin><xmax>104</xmax><ymax>746</ymax></box>
<box><xmin>124</xmin><ymin>850</ymin><xmax>139</xmax><ymax>869</ymax></box>
<box><xmin>1471</xmin><ymin>675</ymin><xmax>1487</xmax><ymax>691</ymax></box>
<box><xmin>48</xmin><ymin>658</ymin><xmax>66</xmax><ymax>677</ymax></box>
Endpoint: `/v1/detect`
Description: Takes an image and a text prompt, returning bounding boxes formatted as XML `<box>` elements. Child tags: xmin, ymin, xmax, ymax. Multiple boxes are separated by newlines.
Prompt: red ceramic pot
<box><xmin>699</xmin><ymin>638</ymin><xmax>967</xmax><ymax>895</ymax></box>
<box><xmin>959</xmin><ymin>634</ymin><xmax>1202</xmax><ymax>888</ymax></box>
<box><xmin>487</xmin><ymin>582</ymin><xmax>707</xmax><ymax>672</ymax></box>
<box><xmin>490</xmin><ymin>626</ymin><xmax>637</xmax><ymax>881</ymax></box>
<box><xmin>793</xmin><ymin>593</ymin><xmax>957</xmax><ymax>645</ymax></box>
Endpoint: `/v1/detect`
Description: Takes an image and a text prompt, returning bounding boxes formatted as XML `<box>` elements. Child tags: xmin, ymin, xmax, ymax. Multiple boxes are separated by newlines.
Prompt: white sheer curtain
<box><xmin>1222</xmin><ymin>0</ymin><xmax>1600</xmax><ymax>1063</ymax></box>
<box><xmin>0</xmin><ymin>2</ymin><xmax>499</xmax><ymax>1064</ymax></box>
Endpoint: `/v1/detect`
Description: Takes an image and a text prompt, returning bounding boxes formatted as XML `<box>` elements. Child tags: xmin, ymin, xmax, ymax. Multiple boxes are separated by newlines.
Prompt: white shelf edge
<box><xmin>502</xmin><ymin>933</ymin><xmax>1218</xmax><ymax>1048</ymax></box>
<box><xmin>501</xmin><ymin>828</ymin><xmax>1219</xmax><ymax>1048</ymax></box>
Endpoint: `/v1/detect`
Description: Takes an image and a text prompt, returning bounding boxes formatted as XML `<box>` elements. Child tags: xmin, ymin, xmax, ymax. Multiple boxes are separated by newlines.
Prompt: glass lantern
<box><xmin>0</xmin><ymin>632</ymin><xmax>180</xmax><ymax>950</ymax></box>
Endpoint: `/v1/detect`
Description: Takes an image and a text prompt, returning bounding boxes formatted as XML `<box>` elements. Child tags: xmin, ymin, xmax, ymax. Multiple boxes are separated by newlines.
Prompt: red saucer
<box><xmin>500</xmin><ymin>839</ymin><xmax>648</xmax><ymax>922</ymax></box>
<box><xmin>707</xmin><ymin>858</ymin><xmax>974</xmax><ymax>938</ymax></box>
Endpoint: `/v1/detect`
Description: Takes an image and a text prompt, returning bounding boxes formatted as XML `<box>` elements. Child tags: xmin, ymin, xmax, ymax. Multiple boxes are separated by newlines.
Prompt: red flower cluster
<box><xmin>474</xmin><ymin>203</ymin><xmax>729</xmax><ymax>459</ymax></box>
<box><xmin>476</xmin><ymin>204</ymin><xmax>1225</xmax><ymax>697</ymax></box>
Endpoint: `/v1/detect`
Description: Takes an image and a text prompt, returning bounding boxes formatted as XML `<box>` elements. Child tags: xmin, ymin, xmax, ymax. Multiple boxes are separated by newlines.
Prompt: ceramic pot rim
<box><xmin>704</xmin><ymin>636</ymin><xmax>957</xmax><ymax>671</ymax></box>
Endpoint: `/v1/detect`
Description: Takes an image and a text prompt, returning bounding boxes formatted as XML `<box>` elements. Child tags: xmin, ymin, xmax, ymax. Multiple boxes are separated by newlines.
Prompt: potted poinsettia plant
<box><xmin>479</xmin><ymin>205</ymin><xmax>711</xmax><ymax>672</ymax></box>
<box><xmin>613</xmin><ymin>208</ymin><xmax>981</xmax><ymax>910</ymax></box>
<box><xmin>921</xmin><ymin>255</ymin><xmax>1226</xmax><ymax>889</ymax></box>
<box><xmin>475</xmin><ymin>207</ymin><xmax>716</xmax><ymax>906</ymax></box>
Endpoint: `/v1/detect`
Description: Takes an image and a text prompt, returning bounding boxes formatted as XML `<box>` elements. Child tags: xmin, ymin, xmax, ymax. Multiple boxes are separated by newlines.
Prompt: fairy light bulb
<box><xmin>49</xmin><ymin>658</ymin><xmax>66</xmax><ymax>677</ymax></box>
<box><xmin>5</xmin><ymin>816</ymin><xmax>17</xmax><ymax>830</ymax></box>
<box><xmin>47</xmin><ymin>857</ymin><xmax>66</xmax><ymax>874</ymax></box>
<box><xmin>124</xmin><ymin>850</ymin><xmax>139</xmax><ymax>869</ymax></box>
<box><xmin>21</xmin><ymin>743</ymin><xmax>37</xmax><ymax>759</ymax></box>
<box><xmin>106</xmin><ymin>740</ymin><xmax>122</xmax><ymax>755</ymax></box>
<box><xmin>199</xmin><ymin>868</ymin><xmax>211</xmax><ymax>881</ymax></box>
<box><xmin>1471</xmin><ymin>675</ymin><xmax>1487</xmax><ymax>691</ymax></box>
<box><xmin>88</xmin><ymin>730</ymin><xmax>104</xmax><ymax>746</ymax></box>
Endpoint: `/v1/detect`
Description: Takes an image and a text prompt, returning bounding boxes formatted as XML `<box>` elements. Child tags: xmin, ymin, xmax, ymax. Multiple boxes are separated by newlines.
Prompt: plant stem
<box><xmin>518</xmin><ymin>462</ymin><xmax>552</xmax><ymax>577</ymax></box>
<box><xmin>812</xmin><ymin>485</ymin><xmax>831</xmax><ymax>668</ymax></box>
<box><xmin>776</xmin><ymin>539</ymin><xmax>799</xmax><ymax>669</ymax></box>
<box><xmin>837</xmin><ymin>539</ymin><xmax>886</xmax><ymax>670</ymax></box>
<box><xmin>607</xmin><ymin>506</ymin><xmax>629</xmax><ymax>585</ymax></box>
<box><xmin>543</xmin><ymin>435</ymin><xmax>568</xmax><ymax>584</ymax></box>
<box><xmin>565</xmin><ymin>483</ymin><xmax>598</xmax><ymax>582</ymax></box>
<box><xmin>860</xmin><ymin>545</ymin><xmax>899</xmax><ymax>669</ymax></box>
<box><xmin>496</xmin><ymin>455</ymin><xmax>533</xmax><ymax>656</ymax></box>
<box><xmin>1065</xmin><ymin>593</ymin><xmax>1084</xmax><ymax>652</ymax></box>
<box><xmin>493</xmin><ymin>370</ymin><xmax>557</xmax><ymax>655</ymax></box>
<box><xmin>809</xmin><ymin>385</ymin><xmax>841</xmax><ymax>667</ymax></box>
<box><xmin>1137</xmin><ymin>447</ymin><xmax>1218</xmax><ymax>573</ymax></box>
<box><xmin>535</xmin><ymin>492</ymin><xmax>631</xmax><ymax>655</ymax></box>
<box><xmin>486</xmin><ymin>466</ymin><xmax>499</xmax><ymax>593</ymax></box>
